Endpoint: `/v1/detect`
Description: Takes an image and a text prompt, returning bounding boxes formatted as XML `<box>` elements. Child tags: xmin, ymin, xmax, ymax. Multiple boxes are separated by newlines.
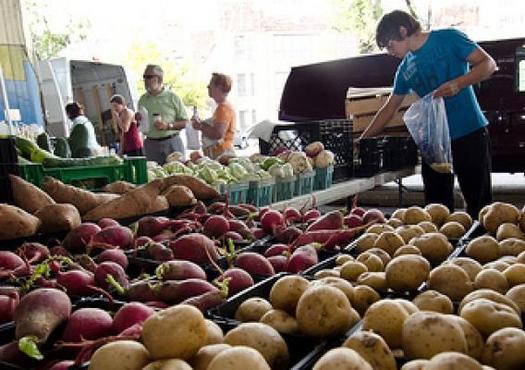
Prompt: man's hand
<box><xmin>191</xmin><ymin>117</ymin><xmax>203</xmax><ymax>130</ymax></box>
<box><xmin>434</xmin><ymin>80</ymin><xmax>460</xmax><ymax>98</ymax></box>
<box><xmin>155</xmin><ymin>120</ymin><xmax>169</xmax><ymax>130</ymax></box>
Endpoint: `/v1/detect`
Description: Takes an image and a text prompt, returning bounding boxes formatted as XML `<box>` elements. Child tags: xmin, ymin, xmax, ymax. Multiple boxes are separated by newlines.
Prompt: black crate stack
<box><xmin>0</xmin><ymin>137</ymin><xmax>19</xmax><ymax>203</ymax></box>
<box><xmin>354</xmin><ymin>137</ymin><xmax>384</xmax><ymax>177</ymax></box>
<box><xmin>382</xmin><ymin>136</ymin><xmax>419</xmax><ymax>170</ymax></box>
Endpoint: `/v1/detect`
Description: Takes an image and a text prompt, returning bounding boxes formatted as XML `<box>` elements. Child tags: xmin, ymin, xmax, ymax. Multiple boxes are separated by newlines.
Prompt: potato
<box><xmin>428</xmin><ymin>264</ymin><xmax>473</xmax><ymax>301</ymax></box>
<box><xmin>400</xmin><ymin>359</ymin><xmax>429</xmax><ymax>370</ymax></box>
<box><xmin>447</xmin><ymin>211</ymin><xmax>473</xmax><ymax>230</ymax></box>
<box><xmin>394</xmin><ymin>299</ymin><xmax>419</xmax><ymax>315</ymax></box>
<box><xmin>497</xmin><ymin>223</ymin><xmax>525</xmax><ymax>242</ymax></box>
<box><xmin>142</xmin><ymin>305</ymin><xmax>207</xmax><ymax>360</ymax></box>
<box><xmin>189</xmin><ymin>344</ymin><xmax>231</xmax><ymax>370</ymax></box>
<box><xmin>439</xmin><ymin>221</ymin><xmax>466</xmax><ymax>239</ymax></box>
<box><xmin>224</xmin><ymin>323</ymin><xmax>289</xmax><ymax>369</ymax></box>
<box><xmin>296</xmin><ymin>285</ymin><xmax>359</xmax><ymax>338</ymax></box>
<box><xmin>340</xmin><ymin>260</ymin><xmax>368</xmax><ymax>281</ymax></box>
<box><xmin>520</xmin><ymin>208</ymin><xmax>525</xmax><ymax>232</ymax></box>
<box><xmin>450</xmin><ymin>257</ymin><xmax>483</xmax><ymax>281</ymax></box>
<box><xmin>460</xmin><ymin>298</ymin><xmax>523</xmax><ymax>338</ymax></box>
<box><xmin>142</xmin><ymin>359</ymin><xmax>192</xmax><ymax>370</ymax></box>
<box><xmin>481</xmin><ymin>327</ymin><xmax>525</xmax><ymax>370</ymax></box>
<box><xmin>409</xmin><ymin>232</ymin><xmax>453</xmax><ymax>265</ymax></box>
<box><xmin>366</xmin><ymin>224</ymin><xmax>394</xmax><ymax>234</ymax></box>
<box><xmin>503</xmin><ymin>264</ymin><xmax>525</xmax><ymax>287</ymax></box>
<box><xmin>390</xmin><ymin>208</ymin><xmax>406</xmax><ymax>221</ymax></box>
<box><xmin>269</xmin><ymin>275</ymin><xmax>309</xmax><ymax>314</ymax></box>
<box><xmin>356</xmin><ymin>272</ymin><xmax>388</xmax><ymax>293</ymax></box>
<box><xmin>365</xmin><ymin>247</ymin><xmax>392</xmax><ymax>266</ymax></box>
<box><xmin>362</xmin><ymin>299</ymin><xmax>410</xmax><ymax>349</ymax></box>
<box><xmin>313</xmin><ymin>348</ymin><xmax>372</xmax><ymax>370</ymax></box>
<box><xmin>311</xmin><ymin>277</ymin><xmax>354</xmax><ymax>303</ymax></box>
<box><xmin>373</xmin><ymin>231</ymin><xmax>405</xmax><ymax>256</ymax></box>
<box><xmin>34</xmin><ymin>203</ymin><xmax>81</xmax><ymax>233</ymax></box>
<box><xmin>403</xmin><ymin>206</ymin><xmax>432</xmax><ymax>224</ymax></box>
<box><xmin>385</xmin><ymin>255</ymin><xmax>430</xmax><ymax>292</ymax></box>
<box><xmin>519</xmin><ymin>250</ymin><xmax>525</xmax><ymax>263</ymax></box>
<box><xmin>402</xmin><ymin>311</ymin><xmax>467</xmax><ymax>359</ymax></box>
<box><xmin>484</xmin><ymin>260</ymin><xmax>510</xmax><ymax>272</ymax></box>
<box><xmin>474</xmin><ymin>268</ymin><xmax>509</xmax><ymax>294</ymax></box>
<box><xmin>417</xmin><ymin>221</ymin><xmax>438</xmax><ymax>233</ymax></box>
<box><xmin>386</xmin><ymin>218</ymin><xmax>403</xmax><ymax>228</ymax></box>
<box><xmin>235</xmin><ymin>297</ymin><xmax>273</xmax><ymax>322</ymax></box>
<box><xmin>499</xmin><ymin>255</ymin><xmax>518</xmax><ymax>265</ymax></box>
<box><xmin>424</xmin><ymin>203</ymin><xmax>450</xmax><ymax>226</ymax></box>
<box><xmin>393</xmin><ymin>245</ymin><xmax>422</xmax><ymax>257</ymax></box>
<box><xmin>465</xmin><ymin>235</ymin><xmax>500</xmax><ymax>263</ymax></box>
<box><xmin>343</xmin><ymin>331</ymin><xmax>396</xmax><ymax>370</ymax></box>
<box><xmin>351</xmin><ymin>285</ymin><xmax>380</xmax><ymax>316</ymax></box>
<box><xmin>260</xmin><ymin>309</ymin><xmax>298</xmax><ymax>335</ymax></box>
<box><xmin>89</xmin><ymin>340</ymin><xmax>150</xmax><ymax>370</ymax></box>
<box><xmin>506</xmin><ymin>284</ymin><xmax>525</xmax><ymax>314</ymax></box>
<box><xmin>412</xmin><ymin>290</ymin><xmax>454</xmax><ymax>314</ymax></box>
<box><xmin>204</xmin><ymin>319</ymin><xmax>224</xmax><ymax>345</ymax></box>
<box><xmin>314</xmin><ymin>269</ymin><xmax>340</xmax><ymax>278</ymax></box>
<box><xmin>395</xmin><ymin>225</ymin><xmax>425</xmax><ymax>244</ymax></box>
<box><xmin>356</xmin><ymin>252</ymin><xmax>384</xmax><ymax>272</ymax></box>
<box><xmin>424</xmin><ymin>352</ymin><xmax>483</xmax><ymax>370</ymax></box>
<box><xmin>206</xmin><ymin>346</ymin><xmax>270</xmax><ymax>370</ymax></box>
<box><xmin>482</xmin><ymin>202</ymin><xmax>520</xmax><ymax>233</ymax></box>
<box><xmin>447</xmin><ymin>315</ymin><xmax>484</xmax><ymax>359</ymax></box>
<box><xmin>335</xmin><ymin>254</ymin><xmax>354</xmax><ymax>265</ymax></box>
<box><xmin>355</xmin><ymin>233</ymin><xmax>379</xmax><ymax>253</ymax></box>
<box><xmin>459</xmin><ymin>289</ymin><xmax>521</xmax><ymax>316</ymax></box>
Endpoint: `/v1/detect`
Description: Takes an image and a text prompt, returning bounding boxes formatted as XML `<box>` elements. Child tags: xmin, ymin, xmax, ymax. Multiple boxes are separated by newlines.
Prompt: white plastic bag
<box><xmin>185</xmin><ymin>121</ymin><xmax>201</xmax><ymax>150</ymax></box>
<box><xmin>403</xmin><ymin>93</ymin><xmax>453</xmax><ymax>173</ymax></box>
<box><xmin>138</xmin><ymin>106</ymin><xmax>150</xmax><ymax>134</ymax></box>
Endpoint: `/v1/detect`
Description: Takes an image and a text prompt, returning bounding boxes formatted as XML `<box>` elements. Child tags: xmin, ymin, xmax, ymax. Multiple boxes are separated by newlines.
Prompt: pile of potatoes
<box><xmin>478</xmin><ymin>202</ymin><xmax>525</xmax><ymax>238</ymax></box>
<box><xmin>87</xmin><ymin>304</ymin><xmax>286</xmax><ymax>370</ymax></box>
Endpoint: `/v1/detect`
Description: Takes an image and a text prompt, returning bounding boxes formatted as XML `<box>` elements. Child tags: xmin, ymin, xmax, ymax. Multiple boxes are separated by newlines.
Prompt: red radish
<box><xmin>155</xmin><ymin>279</ymin><xmax>219</xmax><ymax>304</ymax></box>
<box><xmin>97</xmin><ymin>218</ymin><xmax>120</xmax><ymax>229</ymax></box>
<box><xmin>268</xmin><ymin>255</ymin><xmax>288</xmax><ymax>273</ymax></box>
<box><xmin>261</xmin><ymin>209</ymin><xmax>284</xmax><ymax>233</ymax></box>
<box><xmin>135</xmin><ymin>236</ymin><xmax>154</xmax><ymax>249</ymax></box>
<box><xmin>287</xmin><ymin>244</ymin><xmax>319</xmax><ymax>273</ymax></box>
<box><xmin>257</xmin><ymin>206</ymin><xmax>270</xmax><ymax>220</ymax></box>
<box><xmin>207</xmin><ymin>202</ymin><xmax>225</xmax><ymax>214</ymax></box>
<box><xmin>137</xmin><ymin>216</ymin><xmax>172</xmax><ymax>237</ymax></box>
<box><xmin>63</xmin><ymin>223</ymin><xmax>101</xmax><ymax>253</ymax></box>
<box><xmin>49</xmin><ymin>245</ymin><xmax>70</xmax><ymax>257</ymax></box>
<box><xmin>303</xmin><ymin>209</ymin><xmax>321</xmax><ymax>223</ymax></box>
<box><xmin>96</xmin><ymin>249</ymin><xmax>129</xmax><ymax>269</ymax></box>
<box><xmin>181</xmin><ymin>290</ymin><xmax>225</xmax><ymax>312</ymax></box>
<box><xmin>0</xmin><ymin>251</ymin><xmax>24</xmax><ymax>270</ymax></box>
<box><xmin>323</xmin><ymin>227</ymin><xmax>365</xmax><ymax>250</ymax></box>
<box><xmin>112</xmin><ymin>302</ymin><xmax>154</xmax><ymax>334</ymax></box>
<box><xmin>228</xmin><ymin>219</ymin><xmax>251</xmax><ymax>236</ymax></box>
<box><xmin>274</xmin><ymin>226</ymin><xmax>302</xmax><ymax>243</ymax></box>
<box><xmin>89</xmin><ymin>225</ymin><xmax>134</xmax><ymax>250</ymax></box>
<box><xmin>216</xmin><ymin>268</ymin><xmax>254</xmax><ymax>296</ymax></box>
<box><xmin>221</xmin><ymin>231</ymin><xmax>243</xmax><ymax>241</ymax></box>
<box><xmin>251</xmin><ymin>227</ymin><xmax>266</xmax><ymax>239</ymax></box>
<box><xmin>14</xmin><ymin>288</ymin><xmax>71</xmax><ymax>359</ymax></box>
<box><xmin>48</xmin><ymin>360</ymin><xmax>75</xmax><ymax>370</ymax></box>
<box><xmin>194</xmin><ymin>201</ymin><xmax>207</xmax><ymax>215</ymax></box>
<box><xmin>292</xmin><ymin>230</ymin><xmax>335</xmax><ymax>247</ymax></box>
<box><xmin>306</xmin><ymin>210</ymin><xmax>344</xmax><ymax>231</ymax></box>
<box><xmin>0</xmin><ymin>341</ymin><xmax>38</xmax><ymax>367</ymax></box>
<box><xmin>228</xmin><ymin>205</ymin><xmax>251</xmax><ymax>218</ymax></box>
<box><xmin>146</xmin><ymin>243</ymin><xmax>174</xmax><ymax>261</ymax></box>
<box><xmin>204</xmin><ymin>215</ymin><xmax>230</xmax><ymax>238</ymax></box>
<box><xmin>169</xmin><ymin>233</ymin><xmax>219</xmax><ymax>264</ymax></box>
<box><xmin>283</xmin><ymin>207</ymin><xmax>302</xmax><ymax>223</ymax></box>
<box><xmin>61</xmin><ymin>308</ymin><xmax>113</xmax><ymax>342</ymax></box>
<box><xmin>155</xmin><ymin>260</ymin><xmax>207</xmax><ymax>281</ymax></box>
<box><xmin>56</xmin><ymin>269</ymin><xmax>97</xmax><ymax>296</ymax></box>
<box><xmin>126</xmin><ymin>281</ymin><xmax>158</xmax><ymax>302</ymax></box>
<box><xmin>264</xmin><ymin>244</ymin><xmax>289</xmax><ymax>258</ymax></box>
<box><xmin>238</xmin><ymin>203</ymin><xmax>257</xmax><ymax>213</ymax></box>
<box><xmin>362</xmin><ymin>208</ymin><xmax>386</xmax><ymax>224</ymax></box>
<box><xmin>17</xmin><ymin>243</ymin><xmax>49</xmax><ymax>264</ymax></box>
<box><xmin>234</xmin><ymin>252</ymin><xmax>275</xmax><ymax>276</ymax></box>
<box><xmin>350</xmin><ymin>207</ymin><xmax>366</xmax><ymax>217</ymax></box>
<box><xmin>144</xmin><ymin>301</ymin><xmax>169</xmax><ymax>310</ymax></box>
<box><xmin>94</xmin><ymin>261</ymin><xmax>128</xmax><ymax>291</ymax></box>
<box><xmin>344</xmin><ymin>214</ymin><xmax>363</xmax><ymax>228</ymax></box>
<box><xmin>0</xmin><ymin>292</ymin><xmax>19</xmax><ymax>324</ymax></box>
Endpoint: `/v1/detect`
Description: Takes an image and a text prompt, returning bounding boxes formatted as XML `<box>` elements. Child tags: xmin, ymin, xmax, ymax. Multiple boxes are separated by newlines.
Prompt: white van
<box><xmin>38</xmin><ymin>58</ymin><xmax>138</xmax><ymax>148</ymax></box>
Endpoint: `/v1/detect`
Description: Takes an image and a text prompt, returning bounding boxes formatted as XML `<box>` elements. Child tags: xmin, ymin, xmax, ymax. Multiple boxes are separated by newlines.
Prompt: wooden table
<box><xmin>270</xmin><ymin>167</ymin><xmax>417</xmax><ymax>211</ymax></box>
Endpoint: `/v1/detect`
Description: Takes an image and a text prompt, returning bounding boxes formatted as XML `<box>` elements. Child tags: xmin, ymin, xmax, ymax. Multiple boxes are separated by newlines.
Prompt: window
<box><xmin>237</xmin><ymin>74</ymin><xmax>246</xmax><ymax>96</ymax></box>
<box><xmin>251</xmin><ymin>109</ymin><xmax>257</xmax><ymax>124</ymax></box>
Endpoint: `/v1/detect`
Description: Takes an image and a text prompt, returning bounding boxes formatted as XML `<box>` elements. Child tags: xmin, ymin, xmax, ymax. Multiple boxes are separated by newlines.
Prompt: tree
<box><xmin>24</xmin><ymin>1</ymin><xmax>89</xmax><ymax>60</ymax></box>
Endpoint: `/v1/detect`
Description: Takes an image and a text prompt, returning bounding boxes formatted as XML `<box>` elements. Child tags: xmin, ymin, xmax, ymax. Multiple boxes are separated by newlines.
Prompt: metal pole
<box><xmin>0</xmin><ymin>65</ymin><xmax>13</xmax><ymax>135</ymax></box>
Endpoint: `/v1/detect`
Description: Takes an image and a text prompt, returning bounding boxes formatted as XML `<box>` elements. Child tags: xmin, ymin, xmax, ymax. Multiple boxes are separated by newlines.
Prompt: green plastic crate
<box><xmin>273</xmin><ymin>176</ymin><xmax>296</xmax><ymax>202</ymax></box>
<box><xmin>247</xmin><ymin>179</ymin><xmax>275</xmax><ymax>207</ymax></box>
<box><xmin>314</xmin><ymin>165</ymin><xmax>334</xmax><ymax>190</ymax></box>
<box><xmin>220</xmin><ymin>182</ymin><xmax>249</xmax><ymax>205</ymax></box>
<box><xmin>294</xmin><ymin>171</ymin><xmax>315</xmax><ymax>196</ymax></box>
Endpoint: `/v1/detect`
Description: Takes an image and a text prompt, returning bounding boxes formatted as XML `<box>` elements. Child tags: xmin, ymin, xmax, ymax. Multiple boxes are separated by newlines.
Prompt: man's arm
<box><xmin>359</xmin><ymin>94</ymin><xmax>406</xmax><ymax>139</ymax></box>
<box><xmin>434</xmin><ymin>47</ymin><xmax>496</xmax><ymax>98</ymax></box>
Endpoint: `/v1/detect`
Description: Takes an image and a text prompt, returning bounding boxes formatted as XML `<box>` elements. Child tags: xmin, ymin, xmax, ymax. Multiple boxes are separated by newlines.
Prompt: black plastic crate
<box><xmin>258</xmin><ymin>120</ymin><xmax>353</xmax><ymax>181</ymax></box>
<box><xmin>354</xmin><ymin>137</ymin><xmax>383</xmax><ymax>177</ymax></box>
<box><xmin>382</xmin><ymin>136</ymin><xmax>419</xmax><ymax>170</ymax></box>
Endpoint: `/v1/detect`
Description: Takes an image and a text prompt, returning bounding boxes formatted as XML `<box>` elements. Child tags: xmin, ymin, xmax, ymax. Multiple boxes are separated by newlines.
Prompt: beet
<box><xmin>0</xmin><ymin>251</ymin><xmax>24</xmax><ymax>270</ymax></box>
<box><xmin>204</xmin><ymin>215</ymin><xmax>230</xmax><ymax>238</ymax></box>
<box><xmin>49</xmin><ymin>245</ymin><xmax>70</xmax><ymax>257</ymax></box>
<box><xmin>283</xmin><ymin>207</ymin><xmax>302</xmax><ymax>223</ymax></box>
<box><xmin>221</xmin><ymin>231</ymin><xmax>243</xmax><ymax>242</ymax></box>
<box><xmin>112</xmin><ymin>302</ymin><xmax>154</xmax><ymax>334</ymax></box>
<box><xmin>155</xmin><ymin>279</ymin><xmax>219</xmax><ymax>304</ymax></box>
<box><xmin>89</xmin><ymin>226</ymin><xmax>134</xmax><ymax>250</ymax></box>
<box><xmin>234</xmin><ymin>252</ymin><xmax>275</xmax><ymax>276</ymax></box>
<box><xmin>94</xmin><ymin>261</ymin><xmax>129</xmax><ymax>291</ymax></box>
<box><xmin>264</xmin><ymin>244</ymin><xmax>289</xmax><ymax>258</ymax></box>
<box><xmin>17</xmin><ymin>243</ymin><xmax>49</xmax><ymax>264</ymax></box>
<box><xmin>303</xmin><ymin>209</ymin><xmax>321</xmax><ymax>223</ymax></box>
<box><xmin>135</xmin><ymin>236</ymin><xmax>154</xmax><ymax>249</ymax></box>
<box><xmin>268</xmin><ymin>255</ymin><xmax>288</xmax><ymax>273</ymax></box>
<box><xmin>61</xmin><ymin>308</ymin><xmax>113</xmax><ymax>342</ymax></box>
<box><xmin>155</xmin><ymin>260</ymin><xmax>207</xmax><ymax>281</ymax></box>
<box><xmin>137</xmin><ymin>216</ymin><xmax>172</xmax><ymax>237</ymax></box>
<box><xmin>147</xmin><ymin>243</ymin><xmax>174</xmax><ymax>261</ymax></box>
<box><xmin>0</xmin><ymin>294</ymin><xmax>18</xmax><ymax>324</ymax></box>
<box><xmin>344</xmin><ymin>214</ymin><xmax>363</xmax><ymax>228</ymax></box>
<box><xmin>228</xmin><ymin>220</ymin><xmax>252</xmax><ymax>238</ymax></box>
<box><xmin>95</xmin><ymin>249</ymin><xmax>129</xmax><ymax>269</ymax></box>
<box><xmin>286</xmin><ymin>245</ymin><xmax>319</xmax><ymax>273</ymax></box>
<box><xmin>274</xmin><ymin>226</ymin><xmax>302</xmax><ymax>244</ymax></box>
<box><xmin>217</xmin><ymin>268</ymin><xmax>254</xmax><ymax>296</ymax></box>
<box><xmin>63</xmin><ymin>223</ymin><xmax>101</xmax><ymax>254</ymax></box>
<box><xmin>169</xmin><ymin>233</ymin><xmax>219</xmax><ymax>264</ymax></box>
<box><xmin>56</xmin><ymin>269</ymin><xmax>96</xmax><ymax>296</ymax></box>
<box><xmin>251</xmin><ymin>227</ymin><xmax>267</xmax><ymax>239</ymax></box>
<box><xmin>181</xmin><ymin>290</ymin><xmax>225</xmax><ymax>312</ymax></box>
<box><xmin>126</xmin><ymin>281</ymin><xmax>157</xmax><ymax>302</ymax></box>
<box><xmin>48</xmin><ymin>360</ymin><xmax>75</xmax><ymax>370</ymax></box>
<box><xmin>260</xmin><ymin>210</ymin><xmax>284</xmax><ymax>233</ymax></box>
<box><xmin>362</xmin><ymin>208</ymin><xmax>386</xmax><ymax>224</ymax></box>
<box><xmin>350</xmin><ymin>207</ymin><xmax>366</xmax><ymax>217</ymax></box>
<box><xmin>306</xmin><ymin>210</ymin><xmax>344</xmax><ymax>231</ymax></box>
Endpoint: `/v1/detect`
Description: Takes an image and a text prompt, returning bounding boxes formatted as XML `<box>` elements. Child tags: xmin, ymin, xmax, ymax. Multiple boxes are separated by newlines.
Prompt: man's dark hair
<box><xmin>376</xmin><ymin>10</ymin><xmax>421</xmax><ymax>49</ymax></box>
<box><xmin>65</xmin><ymin>102</ymin><xmax>83</xmax><ymax>119</ymax></box>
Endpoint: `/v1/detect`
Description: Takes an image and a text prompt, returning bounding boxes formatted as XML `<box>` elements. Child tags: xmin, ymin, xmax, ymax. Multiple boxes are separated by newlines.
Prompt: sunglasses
<box><xmin>143</xmin><ymin>75</ymin><xmax>157</xmax><ymax>80</ymax></box>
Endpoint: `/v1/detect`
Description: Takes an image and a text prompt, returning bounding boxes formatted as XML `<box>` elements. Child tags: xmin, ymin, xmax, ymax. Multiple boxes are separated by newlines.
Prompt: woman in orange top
<box><xmin>191</xmin><ymin>73</ymin><xmax>236</xmax><ymax>159</ymax></box>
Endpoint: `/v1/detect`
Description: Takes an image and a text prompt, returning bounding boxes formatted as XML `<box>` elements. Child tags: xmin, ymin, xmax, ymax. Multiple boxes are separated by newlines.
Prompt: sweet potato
<box><xmin>102</xmin><ymin>181</ymin><xmax>136</xmax><ymax>194</ymax></box>
<box><xmin>34</xmin><ymin>203</ymin><xmax>81</xmax><ymax>233</ymax></box>
<box><xmin>0</xmin><ymin>204</ymin><xmax>41</xmax><ymax>240</ymax></box>
<box><xmin>42</xmin><ymin>177</ymin><xmax>119</xmax><ymax>215</ymax></box>
<box><xmin>162</xmin><ymin>174</ymin><xmax>219</xmax><ymax>200</ymax></box>
<box><xmin>9</xmin><ymin>175</ymin><xmax>55</xmax><ymax>213</ymax></box>
<box><xmin>83</xmin><ymin>180</ymin><xmax>163</xmax><ymax>221</ymax></box>
<box><xmin>146</xmin><ymin>196</ymin><xmax>170</xmax><ymax>213</ymax></box>
<box><xmin>163</xmin><ymin>185</ymin><xmax>197</xmax><ymax>207</ymax></box>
